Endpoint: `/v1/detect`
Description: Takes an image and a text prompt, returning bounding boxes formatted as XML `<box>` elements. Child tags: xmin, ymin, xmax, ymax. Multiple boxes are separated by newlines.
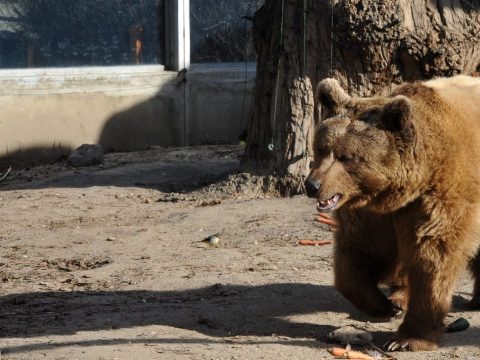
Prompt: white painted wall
<box><xmin>0</xmin><ymin>64</ymin><xmax>256</xmax><ymax>165</ymax></box>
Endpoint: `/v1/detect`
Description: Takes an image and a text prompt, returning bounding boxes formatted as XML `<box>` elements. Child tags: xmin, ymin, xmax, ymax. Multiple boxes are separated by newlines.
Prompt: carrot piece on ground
<box><xmin>315</xmin><ymin>214</ymin><xmax>338</xmax><ymax>227</ymax></box>
<box><xmin>297</xmin><ymin>240</ymin><xmax>333</xmax><ymax>246</ymax></box>
<box><xmin>317</xmin><ymin>213</ymin><xmax>335</xmax><ymax>220</ymax></box>
<box><xmin>327</xmin><ymin>347</ymin><xmax>375</xmax><ymax>360</ymax></box>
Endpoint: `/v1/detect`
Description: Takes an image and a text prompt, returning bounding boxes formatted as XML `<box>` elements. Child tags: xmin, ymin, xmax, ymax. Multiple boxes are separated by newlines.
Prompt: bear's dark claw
<box><xmin>384</xmin><ymin>339</ymin><xmax>409</xmax><ymax>352</ymax></box>
<box><xmin>393</xmin><ymin>304</ymin><xmax>404</xmax><ymax>317</ymax></box>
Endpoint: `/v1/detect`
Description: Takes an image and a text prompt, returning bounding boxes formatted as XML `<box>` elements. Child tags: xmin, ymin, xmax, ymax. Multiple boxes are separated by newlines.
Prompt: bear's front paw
<box><xmin>384</xmin><ymin>337</ymin><xmax>438</xmax><ymax>352</ymax></box>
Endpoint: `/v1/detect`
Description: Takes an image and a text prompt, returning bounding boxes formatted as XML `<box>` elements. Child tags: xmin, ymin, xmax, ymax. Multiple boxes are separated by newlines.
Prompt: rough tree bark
<box><xmin>242</xmin><ymin>0</ymin><xmax>480</xmax><ymax>196</ymax></box>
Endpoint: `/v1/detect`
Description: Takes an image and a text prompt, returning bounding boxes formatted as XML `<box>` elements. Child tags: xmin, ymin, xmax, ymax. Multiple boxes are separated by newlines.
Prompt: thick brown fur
<box><xmin>306</xmin><ymin>76</ymin><xmax>480</xmax><ymax>351</ymax></box>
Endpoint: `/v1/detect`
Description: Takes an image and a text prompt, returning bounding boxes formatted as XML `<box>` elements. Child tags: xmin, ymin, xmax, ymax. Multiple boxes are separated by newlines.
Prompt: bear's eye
<box><xmin>337</xmin><ymin>154</ymin><xmax>352</xmax><ymax>163</ymax></box>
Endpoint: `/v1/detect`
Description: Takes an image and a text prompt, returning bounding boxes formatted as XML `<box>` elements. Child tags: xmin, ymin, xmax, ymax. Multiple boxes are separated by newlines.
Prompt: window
<box><xmin>0</xmin><ymin>0</ymin><xmax>265</xmax><ymax>69</ymax></box>
<box><xmin>190</xmin><ymin>0</ymin><xmax>263</xmax><ymax>63</ymax></box>
<box><xmin>0</xmin><ymin>0</ymin><xmax>162</xmax><ymax>68</ymax></box>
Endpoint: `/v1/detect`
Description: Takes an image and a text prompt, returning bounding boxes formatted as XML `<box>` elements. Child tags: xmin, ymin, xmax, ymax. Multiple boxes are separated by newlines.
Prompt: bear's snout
<box><xmin>305</xmin><ymin>178</ymin><xmax>322</xmax><ymax>198</ymax></box>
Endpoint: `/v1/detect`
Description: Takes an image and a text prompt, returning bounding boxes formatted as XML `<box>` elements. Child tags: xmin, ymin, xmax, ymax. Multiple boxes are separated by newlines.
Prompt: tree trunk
<box><xmin>242</xmin><ymin>0</ymin><xmax>480</xmax><ymax>195</ymax></box>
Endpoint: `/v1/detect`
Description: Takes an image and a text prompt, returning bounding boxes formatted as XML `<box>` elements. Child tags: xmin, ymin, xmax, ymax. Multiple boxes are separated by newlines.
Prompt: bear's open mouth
<box><xmin>317</xmin><ymin>194</ymin><xmax>342</xmax><ymax>212</ymax></box>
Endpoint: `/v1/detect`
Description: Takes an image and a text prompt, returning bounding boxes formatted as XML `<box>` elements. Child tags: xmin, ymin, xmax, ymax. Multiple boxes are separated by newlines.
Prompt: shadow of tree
<box><xmin>98</xmin><ymin>92</ymin><xmax>183</xmax><ymax>153</ymax></box>
<box><xmin>1</xmin><ymin>143</ymin><xmax>242</xmax><ymax>194</ymax></box>
<box><xmin>0</xmin><ymin>284</ymin><xmax>348</xmax><ymax>339</ymax></box>
<box><xmin>1</xmin><ymin>337</ymin><xmax>324</xmax><ymax>355</ymax></box>
<box><xmin>6</xmin><ymin>156</ymin><xmax>239</xmax><ymax>192</ymax></box>
<box><xmin>0</xmin><ymin>282</ymin><xmax>399</xmax><ymax>354</ymax></box>
<box><xmin>1</xmin><ymin>284</ymin><xmax>478</xmax><ymax>354</ymax></box>
<box><xmin>0</xmin><ymin>145</ymin><xmax>72</xmax><ymax>170</ymax></box>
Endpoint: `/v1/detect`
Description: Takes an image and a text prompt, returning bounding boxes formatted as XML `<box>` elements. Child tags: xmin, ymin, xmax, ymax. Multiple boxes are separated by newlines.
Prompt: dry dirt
<box><xmin>0</xmin><ymin>145</ymin><xmax>478</xmax><ymax>360</ymax></box>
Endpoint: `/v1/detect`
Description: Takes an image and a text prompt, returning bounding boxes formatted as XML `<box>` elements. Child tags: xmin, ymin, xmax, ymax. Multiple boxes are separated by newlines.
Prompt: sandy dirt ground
<box><xmin>0</xmin><ymin>145</ymin><xmax>478</xmax><ymax>360</ymax></box>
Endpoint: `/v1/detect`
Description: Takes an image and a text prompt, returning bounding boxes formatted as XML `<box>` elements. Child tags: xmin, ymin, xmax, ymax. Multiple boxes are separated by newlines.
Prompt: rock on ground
<box><xmin>67</xmin><ymin>144</ymin><xmax>104</xmax><ymax>167</ymax></box>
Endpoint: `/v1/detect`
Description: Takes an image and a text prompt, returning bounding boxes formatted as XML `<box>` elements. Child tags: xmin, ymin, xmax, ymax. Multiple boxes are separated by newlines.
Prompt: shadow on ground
<box><xmin>0</xmin><ymin>283</ymin><xmax>380</xmax><ymax>354</ymax></box>
<box><xmin>0</xmin><ymin>284</ymin><xmax>345</xmax><ymax>339</ymax></box>
<box><xmin>1</xmin><ymin>284</ymin><xmax>478</xmax><ymax>354</ymax></box>
<box><xmin>1</xmin><ymin>146</ymin><xmax>241</xmax><ymax>193</ymax></box>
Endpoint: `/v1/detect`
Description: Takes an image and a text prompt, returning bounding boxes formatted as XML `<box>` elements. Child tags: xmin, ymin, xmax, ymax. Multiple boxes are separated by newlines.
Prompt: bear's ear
<box><xmin>380</xmin><ymin>95</ymin><xmax>416</xmax><ymax>148</ymax></box>
<box><xmin>315</xmin><ymin>78</ymin><xmax>351</xmax><ymax>120</ymax></box>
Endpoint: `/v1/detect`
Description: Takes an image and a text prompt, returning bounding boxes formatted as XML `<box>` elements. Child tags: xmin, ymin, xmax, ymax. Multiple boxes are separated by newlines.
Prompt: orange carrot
<box><xmin>297</xmin><ymin>240</ymin><xmax>333</xmax><ymax>246</ymax></box>
<box><xmin>315</xmin><ymin>213</ymin><xmax>338</xmax><ymax>227</ymax></box>
<box><xmin>317</xmin><ymin>212</ymin><xmax>335</xmax><ymax>220</ymax></box>
<box><xmin>327</xmin><ymin>347</ymin><xmax>375</xmax><ymax>360</ymax></box>
<box><xmin>318</xmin><ymin>213</ymin><xmax>335</xmax><ymax>219</ymax></box>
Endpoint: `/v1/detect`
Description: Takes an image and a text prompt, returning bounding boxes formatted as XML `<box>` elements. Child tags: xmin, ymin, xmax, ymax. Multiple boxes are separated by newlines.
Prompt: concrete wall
<box><xmin>0</xmin><ymin>64</ymin><xmax>255</xmax><ymax>166</ymax></box>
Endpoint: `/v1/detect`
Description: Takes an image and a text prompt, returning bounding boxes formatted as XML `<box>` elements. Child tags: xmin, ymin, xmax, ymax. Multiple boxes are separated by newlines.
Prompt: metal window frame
<box><xmin>164</xmin><ymin>0</ymin><xmax>190</xmax><ymax>71</ymax></box>
<box><xmin>164</xmin><ymin>0</ymin><xmax>255</xmax><ymax>71</ymax></box>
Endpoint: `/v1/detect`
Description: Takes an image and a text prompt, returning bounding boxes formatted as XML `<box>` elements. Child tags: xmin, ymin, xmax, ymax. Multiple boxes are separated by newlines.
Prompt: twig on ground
<box><xmin>0</xmin><ymin>166</ymin><xmax>12</xmax><ymax>182</ymax></box>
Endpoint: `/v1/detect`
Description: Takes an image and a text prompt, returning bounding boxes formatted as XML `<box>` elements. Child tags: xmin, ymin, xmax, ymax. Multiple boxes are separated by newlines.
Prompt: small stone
<box><xmin>446</xmin><ymin>317</ymin><xmax>470</xmax><ymax>333</ymax></box>
<box><xmin>67</xmin><ymin>144</ymin><xmax>104</xmax><ymax>167</ymax></box>
<box><xmin>327</xmin><ymin>325</ymin><xmax>373</xmax><ymax>346</ymax></box>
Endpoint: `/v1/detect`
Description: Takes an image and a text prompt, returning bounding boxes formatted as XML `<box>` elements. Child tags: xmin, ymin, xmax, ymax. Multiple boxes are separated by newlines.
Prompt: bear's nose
<box><xmin>305</xmin><ymin>178</ymin><xmax>322</xmax><ymax>198</ymax></box>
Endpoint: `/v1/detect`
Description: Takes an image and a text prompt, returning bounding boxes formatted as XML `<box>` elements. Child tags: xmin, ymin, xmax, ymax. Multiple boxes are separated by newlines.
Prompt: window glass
<box><xmin>190</xmin><ymin>0</ymin><xmax>263</xmax><ymax>63</ymax></box>
<box><xmin>0</xmin><ymin>0</ymin><xmax>162</xmax><ymax>68</ymax></box>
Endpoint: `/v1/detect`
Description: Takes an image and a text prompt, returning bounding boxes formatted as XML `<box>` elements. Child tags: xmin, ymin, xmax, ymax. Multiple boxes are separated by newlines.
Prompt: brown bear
<box><xmin>305</xmin><ymin>75</ymin><xmax>480</xmax><ymax>351</ymax></box>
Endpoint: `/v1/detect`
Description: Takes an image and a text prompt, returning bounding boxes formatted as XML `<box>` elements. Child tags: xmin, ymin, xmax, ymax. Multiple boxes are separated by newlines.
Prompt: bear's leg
<box><xmin>334</xmin><ymin>211</ymin><xmax>400</xmax><ymax>318</ymax></box>
<box><xmin>335</xmin><ymin>248</ymin><xmax>401</xmax><ymax>318</ymax></box>
<box><xmin>386</xmin><ymin>249</ymin><xmax>463</xmax><ymax>351</ymax></box>
<box><xmin>388</xmin><ymin>268</ymin><xmax>409</xmax><ymax>311</ymax></box>
<box><xmin>469</xmin><ymin>248</ymin><xmax>480</xmax><ymax>309</ymax></box>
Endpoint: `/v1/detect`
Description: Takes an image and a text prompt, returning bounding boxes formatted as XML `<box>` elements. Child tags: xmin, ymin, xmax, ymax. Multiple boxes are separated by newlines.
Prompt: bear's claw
<box><xmin>392</xmin><ymin>304</ymin><xmax>404</xmax><ymax>317</ymax></box>
<box><xmin>384</xmin><ymin>339</ymin><xmax>409</xmax><ymax>352</ymax></box>
<box><xmin>384</xmin><ymin>337</ymin><xmax>438</xmax><ymax>352</ymax></box>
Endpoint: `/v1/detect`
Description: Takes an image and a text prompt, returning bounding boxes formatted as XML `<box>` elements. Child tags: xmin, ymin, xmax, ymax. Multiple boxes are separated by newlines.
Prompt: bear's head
<box><xmin>305</xmin><ymin>78</ymin><xmax>418</xmax><ymax>213</ymax></box>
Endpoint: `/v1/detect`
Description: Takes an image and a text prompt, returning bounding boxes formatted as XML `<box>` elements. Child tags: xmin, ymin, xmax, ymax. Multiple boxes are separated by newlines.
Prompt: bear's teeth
<box><xmin>318</xmin><ymin>201</ymin><xmax>328</xmax><ymax>208</ymax></box>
